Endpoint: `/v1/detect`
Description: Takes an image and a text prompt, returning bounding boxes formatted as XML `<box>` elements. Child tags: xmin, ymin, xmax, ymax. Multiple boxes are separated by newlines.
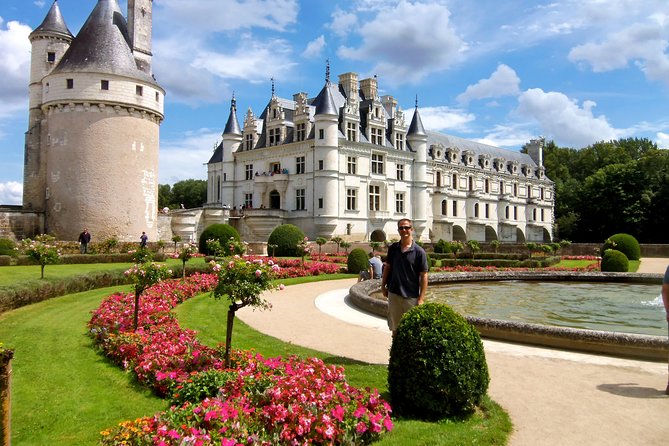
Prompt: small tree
<box><xmin>20</xmin><ymin>234</ymin><xmax>61</xmax><ymax>279</ymax></box>
<box><xmin>156</xmin><ymin>240</ymin><xmax>166</xmax><ymax>253</ymax></box>
<box><xmin>525</xmin><ymin>242</ymin><xmax>538</xmax><ymax>260</ymax></box>
<box><xmin>176</xmin><ymin>243</ymin><xmax>197</xmax><ymax>278</ymax></box>
<box><xmin>125</xmin><ymin>261</ymin><xmax>171</xmax><ymax>331</ymax></box>
<box><xmin>540</xmin><ymin>244</ymin><xmax>554</xmax><ymax>257</ymax></box>
<box><xmin>206</xmin><ymin>239</ymin><xmax>223</xmax><ymax>260</ymax></box>
<box><xmin>369</xmin><ymin>241</ymin><xmax>383</xmax><ymax>254</ymax></box>
<box><xmin>296</xmin><ymin>237</ymin><xmax>312</xmax><ymax>267</ymax></box>
<box><xmin>340</xmin><ymin>241</ymin><xmax>351</xmax><ymax>255</ymax></box>
<box><xmin>466</xmin><ymin>240</ymin><xmax>480</xmax><ymax>259</ymax></box>
<box><xmin>559</xmin><ymin>239</ymin><xmax>572</xmax><ymax>255</ymax></box>
<box><xmin>330</xmin><ymin>236</ymin><xmax>344</xmax><ymax>254</ymax></box>
<box><xmin>315</xmin><ymin>237</ymin><xmax>328</xmax><ymax>255</ymax></box>
<box><xmin>449</xmin><ymin>241</ymin><xmax>464</xmax><ymax>261</ymax></box>
<box><xmin>102</xmin><ymin>237</ymin><xmax>119</xmax><ymax>254</ymax></box>
<box><xmin>171</xmin><ymin>235</ymin><xmax>182</xmax><ymax>251</ymax></box>
<box><xmin>489</xmin><ymin>240</ymin><xmax>500</xmax><ymax>254</ymax></box>
<box><xmin>211</xmin><ymin>257</ymin><xmax>281</xmax><ymax>368</ymax></box>
<box><xmin>268</xmin><ymin>243</ymin><xmax>278</xmax><ymax>257</ymax></box>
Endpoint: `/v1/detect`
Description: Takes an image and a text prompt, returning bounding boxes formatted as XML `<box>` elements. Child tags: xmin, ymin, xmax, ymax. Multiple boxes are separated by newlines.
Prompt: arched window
<box><xmin>441</xmin><ymin>200</ymin><xmax>447</xmax><ymax>215</ymax></box>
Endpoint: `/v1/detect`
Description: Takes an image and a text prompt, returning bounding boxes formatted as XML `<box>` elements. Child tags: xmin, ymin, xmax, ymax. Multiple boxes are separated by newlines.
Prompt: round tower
<box><xmin>312</xmin><ymin>76</ymin><xmax>340</xmax><ymax>235</ymax></box>
<box><xmin>220</xmin><ymin>96</ymin><xmax>242</xmax><ymax>206</ymax></box>
<box><xmin>407</xmin><ymin>101</ymin><xmax>429</xmax><ymax>241</ymax></box>
<box><xmin>40</xmin><ymin>0</ymin><xmax>165</xmax><ymax>241</ymax></box>
<box><xmin>23</xmin><ymin>0</ymin><xmax>73</xmax><ymax>211</ymax></box>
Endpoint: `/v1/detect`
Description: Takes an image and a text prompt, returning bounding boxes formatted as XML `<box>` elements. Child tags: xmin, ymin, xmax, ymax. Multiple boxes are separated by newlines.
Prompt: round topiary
<box><xmin>433</xmin><ymin>239</ymin><xmax>450</xmax><ymax>254</ymax></box>
<box><xmin>347</xmin><ymin>248</ymin><xmax>369</xmax><ymax>274</ymax></box>
<box><xmin>0</xmin><ymin>238</ymin><xmax>17</xmax><ymax>257</ymax></box>
<box><xmin>267</xmin><ymin>224</ymin><xmax>305</xmax><ymax>257</ymax></box>
<box><xmin>602</xmin><ymin>233</ymin><xmax>640</xmax><ymax>261</ymax></box>
<box><xmin>198</xmin><ymin>224</ymin><xmax>241</xmax><ymax>255</ymax></box>
<box><xmin>600</xmin><ymin>249</ymin><xmax>629</xmax><ymax>272</ymax></box>
<box><xmin>388</xmin><ymin>303</ymin><xmax>489</xmax><ymax>419</ymax></box>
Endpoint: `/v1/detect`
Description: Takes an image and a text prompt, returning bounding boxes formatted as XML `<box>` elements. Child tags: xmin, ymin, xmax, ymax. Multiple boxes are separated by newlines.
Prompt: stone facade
<box><xmin>21</xmin><ymin>0</ymin><xmax>164</xmax><ymax>242</ymax></box>
<box><xmin>205</xmin><ymin>71</ymin><xmax>554</xmax><ymax>244</ymax></box>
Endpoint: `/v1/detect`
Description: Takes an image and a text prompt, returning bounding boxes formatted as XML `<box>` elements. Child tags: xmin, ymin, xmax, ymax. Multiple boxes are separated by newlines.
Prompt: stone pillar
<box><xmin>0</xmin><ymin>348</ymin><xmax>13</xmax><ymax>446</ymax></box>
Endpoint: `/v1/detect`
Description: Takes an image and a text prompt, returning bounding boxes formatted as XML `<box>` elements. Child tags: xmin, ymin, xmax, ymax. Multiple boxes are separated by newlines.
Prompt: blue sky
<box><xmin>1</xmin><ymin>0</ymin><xmax>669</xmax><ymax>205</ymax></box>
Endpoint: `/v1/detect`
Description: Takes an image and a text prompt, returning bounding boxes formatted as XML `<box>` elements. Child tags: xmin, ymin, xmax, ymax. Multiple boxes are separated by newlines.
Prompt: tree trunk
<box><xmin>40</xmin><ymin>264</ymin><xmax>45</xmax><ymax>279</ymax></box>
<box><xmin>133</xmin><ymin>290</ymin><xmax>141</xmax><ymax>331</ymax></box>
<box><xmin>224</xmin><ymin>305</ymin><xmax>236</xmax><ymax>369</ymax></box>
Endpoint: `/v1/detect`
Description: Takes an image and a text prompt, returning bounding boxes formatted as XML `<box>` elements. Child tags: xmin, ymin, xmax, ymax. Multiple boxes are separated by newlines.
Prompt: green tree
<box><xmin>315</xmin><ymin>237</ymin><xmax>328</xmax><ymax>255</ymax></box>
<box><xmin>169</xmin><ymin>179</ymin><xmax>207</xmax><ymax>209</ymax></box>
<box><xmin>158</xmin><ymin>184</ymin><xmax>172</xmax><ymax>209</ymax></box>
<box><xmin>125</xmin><ymin>262</ymin><xmax>171</xmax><ymax>331</ymax></box>
<box><xmin>20</xmin><ymin>235</ymin><xmax>61</xmax><ymax>279</ymax></box>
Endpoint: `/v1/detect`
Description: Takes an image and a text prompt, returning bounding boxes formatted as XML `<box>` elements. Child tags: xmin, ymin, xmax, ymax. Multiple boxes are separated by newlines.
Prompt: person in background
<box><xmin>78</xmin><ymin>228</ymin><xmax>91</xmax><ymax>254</ymax></box>
<box><xmin>662</xmin><ymin>265</ymin><xmax>669</xmax><ymax>395</ymax></box>
<box><xmin>140</xmin><ymin>231</ymin><xmax>148</xmax><ymax>248</ymax></box>
<box><xmin>358</xmin><ymin>252</ymin><xmax>383</xmax><ymax>282</ymax></box>
<box><xmin>381</xmin><ymin>218</ymin><xmax>429</xmax><ymax>335</ymax></box>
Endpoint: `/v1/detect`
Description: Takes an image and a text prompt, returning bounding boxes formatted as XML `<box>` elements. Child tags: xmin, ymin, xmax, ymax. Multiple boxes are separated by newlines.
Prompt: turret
<box><xmin>407</xmin><ymin>99</ymin><xmax>429</xmax><ymax>240</ymax></box>
<box><xmin>128</xmin><ymin>0</ymin><xmax>154</xmax><ymax>74</ymax></box>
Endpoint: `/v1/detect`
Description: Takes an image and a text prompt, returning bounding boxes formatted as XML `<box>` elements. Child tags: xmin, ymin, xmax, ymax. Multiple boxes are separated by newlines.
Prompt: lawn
<box><xmin>0</xmin><ymin>272</ymin><xmax>511</xmax><ymax>445</ymax></box>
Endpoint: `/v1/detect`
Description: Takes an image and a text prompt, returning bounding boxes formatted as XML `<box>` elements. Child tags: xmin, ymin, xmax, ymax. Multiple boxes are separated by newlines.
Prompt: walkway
<box><xmin>237</xmin><ymin>259</ymin><xmax>669</xmax><ymax>446</ymax></box>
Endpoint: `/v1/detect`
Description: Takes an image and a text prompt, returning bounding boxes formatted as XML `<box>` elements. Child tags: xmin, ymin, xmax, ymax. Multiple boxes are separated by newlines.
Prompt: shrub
<box><xmin>434</xmin><ymin>239</ymin><xmax>450</xmax><ymax>254</ymax></box>
<box><xmin>167</xmin><ymin>369</ymin><xmax>238</xmax><ymax>406</ymax></box>
<box><xmin>347</xmin><ymin>248</ymin><xmax>369</xmax><ymax>274</ymax></box>
<box><xmin>267</xmin><ymin>224</ymin><xmax>305</xmax><ymax>257</ymax></box>
<box><xmin>198</xmin><ymin>224</ymin><xmax>240</xmax><ymax>255</ymax></box>
<box><xmin>602</xmin><ymin>233</ymin><xmax>641</xmax><ymax>261</ymax></box>
<box><xmin>601</xmin><ymin>249</ymin><xmax>629</xmax><ymax>272</ymax></box>
<box><xmin>0</xmin><ymin>238</ymin><xmax>17</xmax><ymax>257</ymax></box>
<box><xmin>388</xmin><ymin>302</ymin><xmax>489</xmax><ymax>419</ymax></box>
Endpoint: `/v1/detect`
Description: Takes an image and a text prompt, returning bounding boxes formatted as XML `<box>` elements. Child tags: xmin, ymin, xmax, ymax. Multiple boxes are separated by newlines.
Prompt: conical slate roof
<box><xmin>223</xmin><ymin>97</ymin><xmax>242</xmax><ymax>135</ymax></box>
<box><xmin>51</xmin><ymin>0</ymin><xmax>156</xmax><ymax>85</ymax></box>
<box><xmin>407</xmin><ymin>105</ymin><xmax>427</xmax><ymax>137</ymax></box>
<box><xmin>313</xmin><ymin>82</ymin><xmax>339</xmax><ymax>116</ymax></box>
<box><xmin>31</xmin><ymin>1</ymin><xmax>73</xmax><ymax>40</ymax></box>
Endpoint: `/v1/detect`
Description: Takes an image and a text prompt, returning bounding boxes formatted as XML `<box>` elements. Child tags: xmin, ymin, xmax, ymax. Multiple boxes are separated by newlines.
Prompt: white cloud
<box><xmin>0</xmin><ymin>19</ymin><xmax>31</xmax><ymax>118</ymax></box>
<box><xmin>474</xmin><ymin>124</ymin><xmax>537</xmax><ymax>149</ymax></box>
<box><xmin>568</xmin><ymin>20</ymin><xmax>669</xmax><ymax>87</ymax></box>
<box><xmin>155</xmin><ymin>0</ymin><xmax>299</xmax><ymax>33</ymax></box>
<box><xmin>328</xmin><ymin>9</ymin><xmax>358</xmax><ymax>37</ymax></box>
<box><xmin>302</xmin><ymin>35</ymin><xmax>326</xmax><ymax>59</ymax></box>
<box><xmin>159</xmin><ymin>130</ymin><xmax>221</xmax><ymax>184</ymax></box>
<box><xmin>337</xmin><ymin>1</ymin><xmax>466</xmax><ymax>84</ymax></box>
<box><xmin>418</xmin><ymin>106</ymin><xmax>475</xmax><ymax>132</ymax></box>
<box><xmin>456</xmin><ymin>64</ymin><xmax>521</xmax><ymax>104</ymax></box>
<box><xmin>517</xmin><ymin>88</ymin><xmax>620</xmax><ymax>148</ymax></box>
<box><xmin>657</xmin><ymin>132</ymin><xmax>669</xmax><ymax>149</ymax></box>
<box><xmin>0</xmin><ymin>181</ymin><xmax>22</xmax><ymax>206</ymax></box>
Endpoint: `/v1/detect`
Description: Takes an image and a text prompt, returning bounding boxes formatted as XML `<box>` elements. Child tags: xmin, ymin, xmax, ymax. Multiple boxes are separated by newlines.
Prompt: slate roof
<box><xmin>223</xmin><ymin>98</ymin><xmax>242</xmax><ymax>135</ymax></box>
<box><xmin>51</xmin><ymin>0</ymin><xmax>157</xmax><ymax>85</ymax></box>
<box><xmin>31</xmin><ymin>1</ymin><xmax>73</xmax><ymax>40</ymax></box>
<box><xmin>427</xmin><ymin>131</ymin><xmax>535</xmax><ymax>165</ymax></box>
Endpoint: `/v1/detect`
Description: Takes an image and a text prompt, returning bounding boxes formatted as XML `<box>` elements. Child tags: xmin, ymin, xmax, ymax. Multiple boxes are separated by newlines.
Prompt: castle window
<box><xmin>436</xmin><ymin>171</ymin><xmax>442</xmax><ymax>187</ymax></box>
<box><xmin>452</xmin><ymin>200</ymin><xmax>458</xmax><ymax>217</ymax></box>
<box><xmin>318</xmin><ymin>198</ymin><xmax>323</xmax><ymax>209</ymax></box>
<box><xmin>514</xmin><ymin>206</ymin><xmax>518</xmax><ymax>219</ymax></box>
<box><xmin>346</xmin><ymin>188</ymin><xmax>357</xmax><ymax>211</ymax></box>
<box><xmin>244</xmin><ymin>193</ymin><xmax>253</xmax><ymax>207</ymax></box>
<box><xmin>245</xmin><ymin>134</ymin><xmax>254</xmax><ymax>151</ymax></box>
<box><xmin>268</xmin><ymin>128</ymin><xmax>280</xmax><ymax>146</ymax></box>
<box><xmin>499</xmin><ymin>181</ymin><xmax>504</xmax><ymax>194</ymax></box>
<box><xmin>295</xmin><ymin>156</ymin><xmax>305</xmax><ymax>174</ymax></box>
<box><xmin>469</xmin><ymin>176</ymin><xmax>474</xmax><ymax>191</ymax></box>
<box><xmin>245</xmin><ymin>164</ymin><xmax>253</xmax><ymax>180</ymax></box>
<box><xmin>452</xmin><ymin>174</ymin><xmax>458</xmax><ymax>189</ymax></box>
<box><xmin>527</xmin><ymin>185</ymin><xmax>532</xmax><ymax>198</ymax></box>
<box><xmin>513</xmin><ymin>183</ymin><xmax>518</xmax><ymax>197</ymax></box>
<box><xmin>318</xmin><ymin>160</ymin><xmax>324</xmax><ymax>170</ymax></box>
<box><xmin>270</xmin><ymin>162</ymin><xmax>281</xmax><ymax>174</ymax></box>
<box><xmin>370</xmin><ymin>127</ymin><xmax>383</xmax><ymax>145</ymax></box>
<box><xmin>155</xmin><ymin>92</ymin><xmax>160</xmax><ymax>102</ymax></box>
<box><xmin>441</xmin><ymin>200</ymin><xmax>447</xmax><ymax>215</ymax></box>
<box><xmin>540</xmin><ymin>187</ymin><xmax>545</xmax><ymax>200</ymax></box>
<box><xmin>47</xmin><ymin>52</ymin><xmax>56</xmax><ymax>63</ymax></box>
<box><xmin>395</xmin><ymin>193</ymin><xmax>405</xmax><ymax>213</ymax></box>
<box><xmin>485</xmin><ymin>179</ymin><xmax>490</xmax><ymax>193</ymax></box>
<box><xmin>532</xmin><ymin>209</ymin><xmax>537</xmax><ymax>221</ymax></box>
<box><xmin>485</xmin><ymin>203</ymin><xmax>490</xmax><ymax>218</ymax></box>
<box><xmin>369</xmin><ymin>185</ymin><xmax>381</xmax><ymax>211</ymax></box>
<box><xmin>505</xmin><ymin>206</ymin><xmax>510</xmax><ymax>219</ymax></box>
<box><xmin>66</xmin><ymin>78</ymin><xmax>74</xmax><ymax>89</ymax></box>
<box><xmin>319</xmin><ymin>129</ymin><xmax>324</xmax><ymax>140</ymax></box>
<box><xmin>296</xmin><ymin>123</ymin><xmax>306</xmax><ymax>142</ymax></box>
<box><xmin>346</xmin><ymin>122</ymin><xmax>357</xmax><ymax>141</ymax></box>
<box><xmin>371</xmin><ymin>153</ymin><xmax>384</xmax><ymax>175</ymax></box>
<box><xmin>396</xmin><ymin>164</ymin><xmax>404</xmax><ymax>181</ymax></box>
<box><xmin>541</xmin><ymin>208</ymin><xmax>545</xmax><ymax>221</ymax></box>
<box><xmin>101</xmin><ymin>80</ymin><xmax>109</xmax><ymax>90</ymax></box>
<box><xmin>136</xmin><ymin>85</ymin><xmax>143</xmax><ymax>96</ymax></box>
<box><xmin>395</xmin><ymin>132</ymin><xmax>405</xmax><ymax>150</ymax></box>
<box><xmin>347</xmin><ymin>156</ymin><xmax>357</xmax><ymax>175</ymax></box>
<box><xmin>296</xmin><ymin>189</ymin><xmax>306</xmax><ymax>210</ymax></box>
<box><xmin>474</xmin><ymin>203</ymin><xmax>480</xmax><ymax>218</ymax></box>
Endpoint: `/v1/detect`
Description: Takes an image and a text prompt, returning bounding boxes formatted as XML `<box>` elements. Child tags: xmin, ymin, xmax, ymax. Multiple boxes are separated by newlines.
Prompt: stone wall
<box><xmin>0</xmin><ymin>208</ymin><xmax>43</xmax><ymax>241</ymax></box>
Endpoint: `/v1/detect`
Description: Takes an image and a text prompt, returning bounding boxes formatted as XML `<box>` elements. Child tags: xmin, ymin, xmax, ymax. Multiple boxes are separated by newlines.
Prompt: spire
<box><xmin>31</xmin><ymin>0</ymin><xmax>73</xmax><ymax>40</ymax></box>
<box><xmin>223</xmin><ymin>94</ymin><xmax>242</xmax><ymax>135</ymax></box>
<box><xmin>325</xmin><ymin>59</ymin><xmax>330</xmax><ymax>84</ymax></box>
<box><xmin>271</xmin><ymin>77</ymin><xmax>276</xmax><ymax>97</ymax></box>
<box><xmin>314</xmin><ymin>82</ymin><xmax>338</xmax><ymax>116</ymax></box>
<box><xmin>407</xmin><ymin>96</ymin><xmax>426</xmax><ymax>137</ymax></box>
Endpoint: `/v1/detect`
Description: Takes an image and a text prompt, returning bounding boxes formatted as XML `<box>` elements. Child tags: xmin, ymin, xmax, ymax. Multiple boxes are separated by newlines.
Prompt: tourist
<box><xmin>78</xmin><ymin>228</ymin><xmax>91</xmax><ymax>254</ymax></box>
<box><xmin>140</xmin><ymin>231</ymin><xmax>148</xmax><ymax>248</ymax></box>
<box><xmin>358</xmin><ymin>252</ymin><xmax>383</xmax><ymax>282</ymax></box>
<box><xmin>663</xmin><ymin>265</ymin><xmax>669</xmax><ymax>395</ymax></box>
<box><xmin>381</xmin><ymin>218</ymin><xmax>429</xmax><ymax>335</ymax></box>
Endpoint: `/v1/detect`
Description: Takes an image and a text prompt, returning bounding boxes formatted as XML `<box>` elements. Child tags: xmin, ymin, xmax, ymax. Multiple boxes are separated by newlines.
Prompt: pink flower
<box><xmin>254</xmin><ymin>269</ymin><xmax>262</xmax><ymax>277</ymax></box>
<box><xmin>279</xmin><ymin>284</ymin><xmax>285</xmax><ymax>290</ymax></box>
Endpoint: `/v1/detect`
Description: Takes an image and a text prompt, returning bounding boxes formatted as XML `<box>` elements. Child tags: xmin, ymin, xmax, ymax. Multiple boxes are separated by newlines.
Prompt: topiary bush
<box><xmin>433</xmin><ymin>239</ymin><xmax>450</xmax><ymax>254</ymax></box>
<box><xmin>602</xmin><ymin>233</ymin><xmax>640</xmax><ymax>261</ymax></box>
<box><xmin>347</xmin><ymin>248</ymin><xmax>369</xmax><ymax>274</ymax></box>
<box><xmin>0</xmin><ymin>238</ymin><xmax>17</xmax><ymax>257</ymax></box>
<box><xmin>198</xmin><ymin>224</ymin><xmax>241</xmax><ymax>255</ymax></box>
<box><xmin>388</xmin><ymin>303</ymin><xmax>489</xmax><ymax>419</ymax></box>
<box><xmin>267</xmin><ymin>224</ymin><xmax>305</xmax><ymax>257</ymax></box>
<box><xmin>600</xmin><ymin>249</ymin><xmax>629</xmax><ymax>272</ymax></box>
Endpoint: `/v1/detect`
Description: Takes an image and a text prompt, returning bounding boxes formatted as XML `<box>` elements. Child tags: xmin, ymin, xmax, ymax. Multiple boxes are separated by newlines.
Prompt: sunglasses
<box><xmin>398</xmin><ymin>226</ymin><xmax>412</xmax><ymax>230</ymax></box>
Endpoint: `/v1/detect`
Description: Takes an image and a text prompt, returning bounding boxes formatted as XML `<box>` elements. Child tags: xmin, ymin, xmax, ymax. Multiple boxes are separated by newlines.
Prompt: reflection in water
<box><xmin>427</xmin><ymin>281</ymin><xmax>667</xmax><ymax>336</ymax></box>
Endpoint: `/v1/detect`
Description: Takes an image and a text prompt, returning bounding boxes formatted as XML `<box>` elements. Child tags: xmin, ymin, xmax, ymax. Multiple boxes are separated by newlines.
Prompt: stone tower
<box><xmin>24</xmin><ymin>0</ymin><xmax>165</xmax><ymax>241</ymax></box>
<box><xmin>407</xmin><ymin>101</ymin><xmax>429</xmax><ymax>241</ymax></box>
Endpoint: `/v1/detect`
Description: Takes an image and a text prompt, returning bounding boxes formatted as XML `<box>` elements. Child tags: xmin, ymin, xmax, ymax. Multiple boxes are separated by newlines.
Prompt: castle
<box><xmin>204</xmin><ymin>71</ymin><xmax>554</xmax><ymax>244</ymax></box>
<box><xmin>21</xmin><ymin>0</ymin><xmax>163</xmax><ymax>242</ymax></box>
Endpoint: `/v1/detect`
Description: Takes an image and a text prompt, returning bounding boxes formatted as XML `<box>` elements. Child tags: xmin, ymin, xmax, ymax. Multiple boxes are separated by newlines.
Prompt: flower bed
<box><xmin>90</xmin><ymin>269</ymin><xmax>392</xmax><ymax>444</ymax></box>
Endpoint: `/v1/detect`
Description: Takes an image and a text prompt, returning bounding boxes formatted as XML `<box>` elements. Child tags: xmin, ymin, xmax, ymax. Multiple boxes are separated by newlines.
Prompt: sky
<box><xmin>1</xmin><ymin>0</ymin><xmax>669</xmax><ymax>205</ymax></box>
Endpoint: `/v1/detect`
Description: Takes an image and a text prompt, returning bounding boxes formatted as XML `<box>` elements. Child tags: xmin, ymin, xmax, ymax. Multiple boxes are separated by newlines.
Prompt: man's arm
<box><xmin>417</xmin><ymin>271</ymin><xmax>428</xmax><ymax>305</ymax></box>
<box><xmin>381</xmin><ymin>262</ymin><xmax>391</xmax><ymax>297</ymax></box>
<box><xmin>662</xmin><ymin>282</ymin><xmax>669</xmax><ymax>322</ymax></box>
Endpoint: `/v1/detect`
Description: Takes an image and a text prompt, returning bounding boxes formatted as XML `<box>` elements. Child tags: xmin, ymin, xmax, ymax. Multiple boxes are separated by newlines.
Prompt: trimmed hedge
<box><xmin>600</xmin><ymin>249</ymin><xmax>629</xmax><ymax>272</ymax></box>
<box><xmin>347</xmin><ymin>248</ymin><xmax>369</xmax><ymax>274</ymax></box>
<box><xmin>198</xmin><ymin>224</ymin><xmax>241</xmax><ymax>255</ymax></box>
<box><xmin>267</xmin><ymin>224</ymin><xmax>305</xmax><ymax>257</ymax></box>
<box><xmin>602</xmin><ymin>233</ymin><xmax>640</xmax><ymax>261</ymax></box>
<box><xmin>433</xmin><ymin>257</ymin><xmax>560</xmax><ymax>269</ymax></box>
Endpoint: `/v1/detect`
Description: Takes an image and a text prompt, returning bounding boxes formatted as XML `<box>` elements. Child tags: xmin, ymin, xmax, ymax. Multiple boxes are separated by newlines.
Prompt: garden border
<box><xmin>349</xmin><ymin>271</ymin><xmax>668</xmax><ymax>362</ymax></box>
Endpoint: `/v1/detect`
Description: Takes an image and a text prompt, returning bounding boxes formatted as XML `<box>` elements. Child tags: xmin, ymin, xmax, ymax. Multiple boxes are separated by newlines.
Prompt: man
<box><xmin>358</xmin><ymin>252</ymin><xmax>383</xmax><ymax>282</ymax></box>
<box><xmin>662</xmin><ymin>265</ymin><xmax>669</xmax><ymax>395</ymax></box>
<box><xmin>140</xmin><ymin>231</ymin><xmax>148</xmax><ymax>248</ymax></box>
<box><xmin>78</xmin><ymin>228</ymin><xmax>91</xmax><ymax>254</ymax></box>
<box><xmin>381</xmin><ymin>218</ymin><xmax>429</xmax><ymax>334</ymax></box>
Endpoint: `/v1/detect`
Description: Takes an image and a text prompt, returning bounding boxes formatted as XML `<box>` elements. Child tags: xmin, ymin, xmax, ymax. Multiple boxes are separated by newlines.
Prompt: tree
<box><xmin>315</xmin><ymin>237</ymin><xmax>328</xmax><ymax>255</ymax></box>
<box><xmin>20</xmin><ymin>235</ymin><xmax>61</xmax><ymax>279</ymax></box>
<box><xmin>158</xmin><ymin>184</ymin><xmax>172</xmax><ymax>209</ymax></box>
<box><xmin>170</xmin><ymin>179</ymin><xmax>207</xmax><ymax>209</ymax></box>
<box><xmin>125</xmin><ymin>261</ymin><xmax>171</xmax><ymax>331</ymax></box>
<box><xmin>340</xmin><ymin>241</ymin><xmax>351</xmax><ymax>254</ymax></box>
<box><xmin>466</xmin><ymin>240</ymin><xmax>480</xmax><ymax>259</ymax></box>
<box><xmin>330</xmin><ymin>236</ymin><xmax>343</xmax><ymax>253</ymax></box>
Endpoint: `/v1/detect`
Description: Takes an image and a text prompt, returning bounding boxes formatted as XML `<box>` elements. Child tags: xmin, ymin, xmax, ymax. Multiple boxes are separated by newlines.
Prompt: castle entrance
<box><xmin>269</xmin><ymin>190</ymin><xmax>281</xmax><ymax>209</ymax></box>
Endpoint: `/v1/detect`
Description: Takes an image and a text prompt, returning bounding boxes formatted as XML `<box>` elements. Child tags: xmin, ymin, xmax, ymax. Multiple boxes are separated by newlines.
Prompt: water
<box><xmin>427</xmin><ymin>281</ymin><xmax>667</xmax><ymax>336</ymax></box>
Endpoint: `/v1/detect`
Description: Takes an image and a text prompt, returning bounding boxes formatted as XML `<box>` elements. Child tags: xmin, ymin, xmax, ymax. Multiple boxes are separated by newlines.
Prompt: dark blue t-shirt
<box><xmin>386</xmin><ymin>241</ymin><xmax>428</xmax><ymax>298</ymax></box>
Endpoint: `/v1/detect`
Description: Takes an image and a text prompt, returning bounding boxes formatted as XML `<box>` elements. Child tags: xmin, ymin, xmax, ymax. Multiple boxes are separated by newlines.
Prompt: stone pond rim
<box><xmin>349</xmin><ymin>271</ymin><xmax>668</xmax><ymax>362</ymax></box>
